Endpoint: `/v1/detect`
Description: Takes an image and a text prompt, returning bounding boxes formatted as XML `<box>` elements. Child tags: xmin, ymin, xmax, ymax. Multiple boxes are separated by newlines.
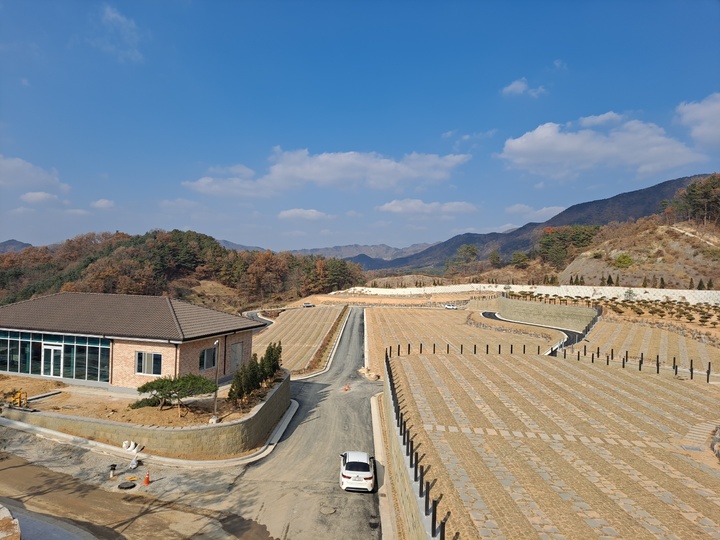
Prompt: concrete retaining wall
<box><xmin>1</xmin><ymin>371</ymin><xmax>291</xmax><ymax>460</ymax></box>
<box><xmin>382</xmin><ymin>375</ymin><xmax>426</xmax><ymax>540</ymax></box>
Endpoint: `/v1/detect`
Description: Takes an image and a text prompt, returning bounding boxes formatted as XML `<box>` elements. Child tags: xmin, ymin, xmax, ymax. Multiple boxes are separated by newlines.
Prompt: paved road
<box><xmin>0</xmin><ymin>306</ymin><xmax>383</xmax><ymax>539</ymax></box>
<box><xmin>238</xmin><ymin>306</ymin><xmax>383</xmax><ymax>539</ymax></box>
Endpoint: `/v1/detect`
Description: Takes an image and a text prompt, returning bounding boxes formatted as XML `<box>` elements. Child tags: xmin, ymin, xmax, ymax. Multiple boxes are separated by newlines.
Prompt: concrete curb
<box><xmin>0</xmin><ymin>399</ymin><xmax>299</xmax><ymax>469</ymax></box>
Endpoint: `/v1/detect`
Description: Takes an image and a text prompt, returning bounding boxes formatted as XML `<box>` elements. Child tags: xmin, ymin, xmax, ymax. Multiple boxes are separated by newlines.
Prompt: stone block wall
<box><xmin>2</xmin><ymin>371</ymin><xmax>290</xmax><ymax>460</ymax></box>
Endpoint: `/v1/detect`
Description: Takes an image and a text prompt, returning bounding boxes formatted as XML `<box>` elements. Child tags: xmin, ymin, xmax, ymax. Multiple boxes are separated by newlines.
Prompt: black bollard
<box><xmin>511</xmin><ymin>344</ymin><xmax>513</xmax><ymax>354</ymax></box>
<box><xmin>460</xmin><ymin>344</ymin><xmax>463</xmax><ymax>354</ymax></box>
<box><xmin>420</xmin><ymin>343</ymin><xmax>423</xmax><ymax>354</ymax></box>
<box><xmin>564</xmin><ymin>349</ymin><xmax>567</xmax><ymax>359</ymax></box>
<box><xmin>577</xmin><ymin>351</ymin><xmax>581</xmax><ymax>361</ymax></box>
<box><xmin>523</xmin><ymin>344</ymin><xmax>526</xmax><ymax>354</ymax></box>
<box><xmin>397</xmin><ymin>344</ymin><xmax>400</xmax><ymax>356</ymax></box>
<box><xmin>419</xmin><ymin>465</ymin><xmax>424</xmax><ymax>497</ymax></box>
<box><xmin>537</xmin><ymin>345</ymin><xmax>540</xmax><ymax>354</ymax></box>
<box><xmin>433</xmin><ymin>343</ymin><xmax>436</xmax><ymax>354</ymax></box>
<box><xmin>407</xmin><ymin>434</ymin><xmax>412</xmax><ymax>457</ymax></box>
<box><xmin>486</xmin><ymin>344</ymin><xmax>489</xmax><ymax>354</ymax></box>
<box><xmin>611</xmin><ymin>348</ymin><xmax>614</xmax><ymax>360</ymax></box>
<box><xmin>474</xmin><ymin>344</ymin><xmax>477</xmax><ymax>354</ymax></box>
<box><xmin>657</xmin><ymin>358</ymin><xmax>660</xmax><ymax>374</ymax></box>
<box><xmin>440</xmin><ymin>516</ymin><xmax>447</xmax><ymax>540</ymax></box>
<box><xmin>425</xmin><ymin>482</ymin><xmax>431</xmax><ymax>515</ymax></box>
<box><xmin>498</xmin><ymin>344</ymin><xmax>502</xmax><ymax>354</ymax></box>
<box><xmin>673</xmin><ymin>357</ymin><xmax>676</xmax><ymax>369</ymax></box>
<box><xmin>446</xmin><ymin>343</ymin><xmax>450</xmax><ymax>354</ymax></box>
<box><xmin>591</xmin><ymin>353</ymin><xmax>594</xmax><ymax>363</ymax></box>
<box><xmin>674</xmin><ymin>364</ymin><xmax>678</xmax><ymax>376</ymax></box>
<box><xmin>408</xmin><ymin>343</ymin><xmax>411</xmax><ymax>355</ymax></box>
<box><xmin>584</xmin><ymin>345</ymin><xmax>587</xmax><ymax>356</ymax></box>
<box><xmin>708</xmin><ymin>362</ymin><xmax>712</xmax><ymax>383</ymax></box>
<box><xmin>606</xmin><ymin>354</ymin><xmax>610</xmax><ymax>366</ymax></box>
<box><xmin>691</xmin><ymin>359</ymin><xmax>694</xmax><ymax>380</ymax></box>
<box><xmin>432</xmin><ymin>499</ymin><xmax>438</xmax><ymax>536</ymax></box>
<box><xmin>639</xmin><ymin>358</ymin><xmax>642</xmax><ymax>371</ymax></box>
<box><xmin>414</xmin><ymin>451</ymin><xmax>418</xmax><ymax>480</ymax></box>
<box><xmin>622</xmin><ymin>357</ymin><xmax>626</xmax><ymax>369</ymax></box>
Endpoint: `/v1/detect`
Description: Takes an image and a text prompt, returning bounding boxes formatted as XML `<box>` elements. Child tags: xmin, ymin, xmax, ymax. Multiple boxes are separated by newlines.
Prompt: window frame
<box><xmin>136</xmin><ymin>351</ymin><xmax>162</xmax><ymax>376</ymax></box>
<box><xmin>198</xmin><ymin>347</ymin><xmax>217</xmax><ymax>371</ymax></box>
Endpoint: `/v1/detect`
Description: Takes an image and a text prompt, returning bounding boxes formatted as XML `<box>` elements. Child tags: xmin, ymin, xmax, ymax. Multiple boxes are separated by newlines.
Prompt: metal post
<box><xmin>414</xmin><ymin>451</ymin><xmax>418</xmax><ymax>480</ymax></box>
<box><xmin>433</xmin><ymin>343</ymin><xmax>436</xmax><ymax>354</ymax></box>
<box><xmin>419</xmin><ymin>465</ymin><xmax>425</xmax><ymax>497</ymax></box>
<box><xmin>425</xmin><ymin>482</ymin><xmax>431</xmax><ymax>515</ymax></box>
<box><xmin>591</xmin><ymin>353</ymin><xmax>594</xmax><ymax>363</ymax></box>
<box><xmin>690</xmin><ymin>359</ymin><xmax>694</xmax><ymax>380</ymax></box>
<box><xmin>446</xmin><ymin>343</ymin><xmax>450</xmax><ymax>354</ymax></box>
<box><xmin>510</xmin><ymin>344</ymin><xmax>513</xmax><ymax>354</ymax></box>
<box><xmin>432</xmin><ymin>499</ymin><xmax>438</xmax><ymax>536</ymax></box>
<box><xmin>474</xmin><ymin>344</ymin><xmax>477</xmax><ymax>354</ymax></box>
<box><xmin>707</xmin><ymin>362</ymin><xmax>711</xmax><ymax>383</ymax></box>
<box><xmin>460</xmin><ymin>344</ymin><xmax>463</xmax><ymax>354</ymax></box>
<box><xmin>420</xmin><ymin>343</ymin><xmax>423</xmax><ymax>354</ymax></box>
<box><xmin>523</xmin><ymin>344</ymin><xmax>526</xmax><ymax>354</ymax></box>
<box><xmin>408</xmin><ymin>343</ymin><xmax>411</xmax><ymax>355</ymax></box>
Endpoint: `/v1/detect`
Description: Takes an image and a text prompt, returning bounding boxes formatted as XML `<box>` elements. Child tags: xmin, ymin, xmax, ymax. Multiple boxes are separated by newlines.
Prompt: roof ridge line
<box><xmin>166</xmin><ymin>297</ymin><xmax>185</xmax><ymax>340</ymax></box>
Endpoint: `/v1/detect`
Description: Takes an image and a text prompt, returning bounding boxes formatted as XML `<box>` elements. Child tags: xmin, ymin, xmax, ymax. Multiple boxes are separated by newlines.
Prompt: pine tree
<box><xmin>697</xmin><ymin>279</ymin><xmax>705</xmax><ymax>290</ymax></box>
<box><xmin>708</xmin><ymin>278</ymin><xmax>714</xmax><ymax>290</ymax></box>
<box><xmin>642</xmin><ymin>276</ymin><xmax>648</xmax><ymax>288</ymax></box>
<box><xmin>607</xmin><ymin>274</ymin><xmax>614</xmax><ymax>286</ymax></box>
<box><xmin>600</xmin><ymin>274</ymin><xmax>606</xmax><ymax>286</ymax></box>
<box><xmin>660</xmin><ymin>277</ymin><xmax>666</xmax><ymax>289</ymax></box>
<box><xmin>688</xmin><ymin>277</ymin><xmax>695</xmax><ymax>289</ymax></box>
<box><xmin>579</xmin><ymin>275</ymin><xmax>585</xmax><ymax>285</ymax></box>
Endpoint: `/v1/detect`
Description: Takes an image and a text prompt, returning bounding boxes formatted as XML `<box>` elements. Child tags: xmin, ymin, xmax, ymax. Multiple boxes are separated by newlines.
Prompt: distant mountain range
<box><xmin>345</xmin><ymin>174</ymin><xmax>704</xmax><ymax>271</ymax></box>
<box><xmin>1</xmin><ymin>174</ymin><xmax>706</xmax><ymax>269</ymax></box>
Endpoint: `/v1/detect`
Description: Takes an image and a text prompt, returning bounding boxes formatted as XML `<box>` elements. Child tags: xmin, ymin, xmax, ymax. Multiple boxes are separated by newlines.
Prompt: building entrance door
<box><xmin>42</xmin><ymin>346</ymin><xmax>62</xmax><ymax>377</ymax></box>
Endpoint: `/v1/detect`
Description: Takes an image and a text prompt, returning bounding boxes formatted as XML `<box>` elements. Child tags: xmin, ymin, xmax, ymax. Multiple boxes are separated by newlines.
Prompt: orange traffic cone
<box><xmin>143</xmin><ymin>470</ymin><xmax>150</xmax><ymax>485</ymax></box>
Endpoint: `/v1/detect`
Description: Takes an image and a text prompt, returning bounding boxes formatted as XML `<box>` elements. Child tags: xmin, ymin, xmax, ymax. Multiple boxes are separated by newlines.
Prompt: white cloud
<box><xmin>183</xmin><ymin>147</ymin><xmax>471</xmax><ymax>197</ymax></box>
<box><xmin>0</xmin><ymin>155</ymin><xmax>69</xmax><ymax>191</ymax></box>
<box><xmin>676</xmin><ymin>92</ymin><xmax>720</xmax><ymax>147</ymax></box>
<box><xmin>90</xmin><ymin>198</ymin><xmax>114</xmax><ymax>209</ymax></box>
<box><xmin>20</xmin><ymin>191</ymin><xmax>58</xmax><ymax>204</ymax></box>
<box><xmin>376</xmin><ymin>198</ymin><xmax>476</xmax><ymax>215</ymax></box>
<box><xmin>579</xmin><ymin>112</ymin><xmax>623</xmax><ymax>127</ymax></box>
<box><xmin>501</xmin><ymin>78</ymin><xmax>546</xmax><ymax>98</ymax></box>
<box><xmin>441</xmin><ymin>130</ymin><xmax>457</xmax><ymax>139</ymax></box>
<box><xmin>345</xmin><ymin>210</ymin><xmax>363</xmax><ymax>218</ymax></box>
<box><xmin>553</xmin><ymin>59</ymin><xmax>568</xmax><ymax>71</ymax></box>
<box><xmin>277</xmin><ymin>208</ymin><xmax>333</xmax><ymax>220</ymax></box>
<box><xmin>505</xmin><ymin>203</ymin><xmax>564</xmax><ymax>221</ymax></box>
<box><xmin>499</xmin><ymin>117</ymin><xmax>706</xmax><ymax>178</ymax></box>
<box><xmin>90</xmin><ymin>5</ymin><xmax>144</xmax><ymax>63</ymax></box>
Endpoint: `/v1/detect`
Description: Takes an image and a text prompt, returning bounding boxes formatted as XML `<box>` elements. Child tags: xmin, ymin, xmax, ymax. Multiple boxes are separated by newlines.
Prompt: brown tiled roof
<box><xmin>0</xmin><ymin>292</ymin><xmax>264</xmax><ymax>342</ymax></box>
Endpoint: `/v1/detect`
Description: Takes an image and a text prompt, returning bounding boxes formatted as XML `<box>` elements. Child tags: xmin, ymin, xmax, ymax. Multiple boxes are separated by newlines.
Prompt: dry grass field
<box><xmin>253</xmin><ymin>305</ymin><xmax>346</xmax><ymax>372</ymax></box>
<box><xmin>369</xmin><ymin>307</ymin><xmax>720</xmax><ymax>540</ymax></box>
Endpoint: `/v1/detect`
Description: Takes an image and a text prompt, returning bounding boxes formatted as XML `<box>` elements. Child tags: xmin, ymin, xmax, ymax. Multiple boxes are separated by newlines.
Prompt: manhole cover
<box><xmin>319</xmin><ymin>506</ymin><xmax>336</xmax><ymax>515</ymax></box>
<box><xmin>118</xmin><ymin>481</ymin><xmax>136</xmax><ymax>490</ymax></box>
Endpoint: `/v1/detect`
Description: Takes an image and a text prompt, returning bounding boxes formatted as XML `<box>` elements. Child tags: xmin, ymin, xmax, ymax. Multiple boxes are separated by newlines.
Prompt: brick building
<box><xmin>0</xmin><ymin>292</ymin><xmax>265</xmax><ymax>390</ymax></box>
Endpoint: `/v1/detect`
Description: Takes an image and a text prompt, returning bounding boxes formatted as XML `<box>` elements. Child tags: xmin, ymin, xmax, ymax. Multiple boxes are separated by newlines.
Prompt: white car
<box><xmin>444</xmin><ymin>304</ymin><xmax>458</xmax><ymax>310</ymax></box>
<box><xmin>339</xmin><ymin>451</ymin><xmax>375</xmax><ymax>492</ymax></box>
<box><xmin>302</xmin><ymin>302</ymin><xmax>315</xmax><ymax>308</ymax></box>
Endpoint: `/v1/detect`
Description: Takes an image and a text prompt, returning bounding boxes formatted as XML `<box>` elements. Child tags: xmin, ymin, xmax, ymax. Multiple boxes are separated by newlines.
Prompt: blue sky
<box><xmin>1</xmin><ymin>1</ymin><xmax>719</xmax><ymax>251</ymax></box>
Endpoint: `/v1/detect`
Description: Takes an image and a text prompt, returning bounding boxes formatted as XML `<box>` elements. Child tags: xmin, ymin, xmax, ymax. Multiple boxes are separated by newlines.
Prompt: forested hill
<box><xmin>0</xmin><ymin>230</ymin><xmax>364</xmax><ymax>309</ymax></box>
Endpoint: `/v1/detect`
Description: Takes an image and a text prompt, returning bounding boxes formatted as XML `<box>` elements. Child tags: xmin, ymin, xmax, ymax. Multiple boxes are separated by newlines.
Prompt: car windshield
<box><xmin>345</xmin><ymin>461</ymin><xmax>370</xmax><ymax>473</ymax></box>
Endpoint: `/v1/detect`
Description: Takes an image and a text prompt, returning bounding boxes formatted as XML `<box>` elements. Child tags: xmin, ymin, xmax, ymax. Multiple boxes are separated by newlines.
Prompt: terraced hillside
<box><xmin>584</xmin><ymin>319</ymin><xmax>720</xmax><ymax>371</ymax></box>
<box><xmin>253</xmin><ymin>305</ymin><xmax>346</xmax><ymax>372</ymax></box>
<box><xmin>370</xmin><ymin>308</ymin><xmax>720</xmax><ymax>539</ymax></box>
